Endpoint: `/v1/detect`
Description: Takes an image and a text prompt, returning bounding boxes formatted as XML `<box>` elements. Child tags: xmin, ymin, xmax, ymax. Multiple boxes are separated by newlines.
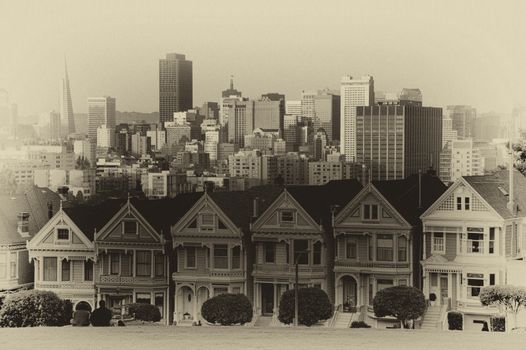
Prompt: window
<box><xmin>294</xmin><ymin>240</ymin><xmax>309</xmax><ymax>265</ymax></box>
<box><xmin>285</xmin><ymin>242</ymin><xmax>290</xmax><ymax>264</ymax></box>
<box><xmin>280</xmin><ymin>210</ymin><xmax>294</xmax><ymax>224</ymax></box>
<box><xmin>123</xmin><ymin>221</ymin><xmax>138</xmax><ymax>235</ymax></box>
<box><xmin>10</xmin><ymin>252</ymin><xmax>17</xmax><ymax>278</ymax></box>
<box><xmin>376</xmin><ymin>234</ymin><xmax>393</xmax><ymax>261</ymax></box>
<box><xmin>155</xmin><ymin>253</ymin><xmax>164</xmax><ymax>276</ymax></box>
<box><xmin>456</xmin><ymin>197</ymin><xmax>462</xmax><ymax>210</ymax></box>
<box><xmin>264</xmin><ymin>242</ymin><xmax>275</xmax><ymax>263</ymax></box>
<box><xmin>214</xmin><ymin>286</ymin><xmax>228</xmax><ymax>297</ymax></box>
<box><xmin>136</xmin><ymin>251</ymin><xmax>152</xmax><ymax>276</ymax></box>
<box><xmin>214</xmin><ymin>244</ymin><xmax>228</xmax><ymax>269</ymax></box>
<box><xmin>398</xmin><ymin>236</ymin><xmax>407</xmax><ymax>262</ymax></box>
<box><xmin>377</xmin><ymin>279</ymin><xmax>394</xmax><ymax>292</ymax></box>
<box><xmin>57</xmin><ymin>228</ymin><xmax>69</xmax><ymax>240</ymax></box>
<box><xmin>464</xmin><ymin>197</ymin><xmax>470</xmax><ymax>210</ymax></box>
<box><xmin>110</xmin><ymin>253</ymin><xmax>120</xmax><ymax>275</ymax></box>
<box><xmin>200</xmin><ymin>213</ymin><xmax>215</xmax><ymax>231</ymax></box>
<box><xmin>136</xmin><ymin>293</ymin><xmax>151</xmax><ymax>304</ymax></box>
<box><xmin>467</xmin><ymin>227</ymin><xmax>484</xmax><ymax>254</ymax></box>
<box><xmin>121</xmin><ymin>253</ymin><xmax>132</xmax><ymax>277</ymax></box>
<box><xmin>84</xmin><ymin>260</ymin><xmax>93</xmax><ymax>281</ymax></box>
<box><xmin>489</xmin><ymin>273</ymin><xmax>495</xmax><ymax>286</ymax></box>
<box><xmin>186</xmin><ymin>247</ymin><xmax>196</xmax><ymax>269</ymax></box>
<box><xmin>231</xmin><ymin>246</ymin><xmax>241</xmax><ymax>269</ymax></box>
<box><xmin>467</xmin><ymin>273</ymin><xmax>484</xmax><ymax>297</ymax></box>
<box><xmin>313</xmin><ymin>241</ymin><xmax>322</xmax><ymax>265</ymax></box>
<box><xmin>432</xmin><ymin>232</ymin><xmax>445</xmax><ymax>253</ymax></box>
<box><xmin>346</xmin><ymin>241</ymin><xmax>357</xmax><ymax>259</ymax></box>
<box><xmin>489</xmin><ymin>228</ymin><xmax>495</xmax><ymax>254</ymax></box>
<box><xmin>398</xmin><ymin>279</ymin><xmax>408</xmax><ymax>286</ymax></box>
<box><xmin>61</xmin><ymin>259</ymin><xmax>70</xmax><ymax>281</ymax></box>
<box><xmin>363</xmin><ymin>204</ymin><xmax>379</xmax><ymax>220</ymax></box>
<box><xmin>43</xmin><ymin>257</ymin><xmax>57</xmax><ymax>281</ymax></box>
<box><xmin>368</xmin><ymin>237</ymin><xmax>373</xmax><ymax>261</ymax></box>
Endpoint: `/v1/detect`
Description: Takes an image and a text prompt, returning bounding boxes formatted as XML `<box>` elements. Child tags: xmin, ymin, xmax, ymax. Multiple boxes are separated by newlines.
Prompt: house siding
<box><xmin>445</xmin><ymin>233</ymin><xmax>457</xmax><ymax>261</ymax></box>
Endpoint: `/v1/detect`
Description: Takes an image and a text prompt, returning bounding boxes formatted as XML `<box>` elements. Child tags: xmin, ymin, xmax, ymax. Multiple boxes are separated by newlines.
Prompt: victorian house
<box><xmin>250</xmin><ymin>181</ymin><xmax>362</xmax><ymax>322</ymax></box>
<box><xmin>171</xmin><ymin>188</ymin><xmax>280</xmax><ymax>325</ymax></box>
<box><xmin>420</xmin><ymin>170</ymin><xmax>526</xmax><ymax>331</ymax></box>
<box><xmin>0</xmin><ymin>187</ymin><xmax>60</xmax><ymax>292</ymax></box>
<box><xmin>333</xmin><ymin>174</ymin><xmax>445</xmax><ymax>328</ymax></box>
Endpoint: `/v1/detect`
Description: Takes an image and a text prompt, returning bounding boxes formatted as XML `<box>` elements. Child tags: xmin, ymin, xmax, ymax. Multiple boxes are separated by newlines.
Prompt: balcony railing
<box><xmin>335</xmin><ymin>259</ymin><xmax>410</xmax><ymax>269</ymax></box>
<box><xmin>97</xmin><ymin>275</ymin><xmax>166</xmax><ymax>285</ymax></box>
<box><xmin>35</xmin><ymin>281</ymin><xmax>94</xmax><ymax>290</ymax></box>
<box><xmin>253</xmin><ymin>264</ymin><xmax>325</xmax><ymax>274</ymax></box>
<box><xmin>462</xmin><ymin>239</ymin><xmax>484</xmax><ymax>254</ymax></box>
<box><xmin>172</xmin><ymin>269</ymin><xmax>244</xmax><ymax>278</ymax></box>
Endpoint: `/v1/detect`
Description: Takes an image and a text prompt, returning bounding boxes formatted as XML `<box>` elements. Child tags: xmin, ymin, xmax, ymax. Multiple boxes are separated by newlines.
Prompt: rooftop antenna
<box><xmin>230</xmin><ymin>75</ymin><xmax>234</xmax><ymax>90</ymax></box>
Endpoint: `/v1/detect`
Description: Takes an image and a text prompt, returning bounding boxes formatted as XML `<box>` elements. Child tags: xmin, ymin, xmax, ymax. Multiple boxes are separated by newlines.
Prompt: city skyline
<box><xmin>1</xmin><ymin>0</ymin><xmax>525</xmax><ymax>119</ymax></box>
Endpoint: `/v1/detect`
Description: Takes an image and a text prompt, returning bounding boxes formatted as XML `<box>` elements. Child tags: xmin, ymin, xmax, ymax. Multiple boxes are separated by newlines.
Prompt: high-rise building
<box><xmin>442</xmin><ymin>113</ymin><xmax>458</xmax><ymax>147</ymax></box>
<box><xmin>261</xmin><ymin>93</ymin><xmax>285</xmax><ymax>131</ymax></box>
<box><xmin>201</xmin><ymin>102</ymin><xmax>220</xmax><ymax>120</ymax></box>
<box><xmin>96</xmin><ymin>124</ymin><xmax>115</xmax><ymax>150</ymax></box>
<box><xmin>49</xmin><ymin>111</ymin><xmax>61</xmax><ymax>140</ymax></box>
<box><xmin>87</xmin><ymin>97</ymin><xmax>116</xmax><ymax>145</ymax></box>
<box><xmin>340</xmin><ymin>75</ymin><xmax>374</xmax><ymax>161</ymax></box>
<box><xmin>159</xmin><ymin>53</ymin><xmax>193</xmax><ymax>127</ymax></box>
<box><xmin>227</xmin><ymin>100</ymin><xmax>255</xmax><ymax>148</ymax></box>
<box><xmin>356</xmin><ymin>104</ymin><xmax>442</xmax><ymax>180</ymax></box>
<box><xmin>446</xmin><ymin>105</ymin><xmax>476</xmax><ymax>139</ymax></box>
<box><xmin>254</xmin><ymin>98</ymin><xmax>281</xmax><ymax>130</ymax></box>
<box><xmin>165</xmin><ymin>121</ymin><xmax>191</xmax><ymax>147</ymax></box>
<box><xmin>399</xmin><ymin>88</ymin><xmax>423</xmax><ymax>106</ymax></box>
<box><xmin>472</xmin><ymin>113</ymin><xmax>502</xmax><ymax>142</ymax></box>
<box><xmin>313</xmin><ymin>90</ymin><xmax>340</xmax><ymax>142</ymax></box>
<box><xmin>439</xmin><ymin>139</ymin><xmax>484</xmax><ymax>184</ymax></box>
<box><xmin>220</xmin><ymin>76</ymin><xmax>243</xmax><ymax>127</ymax></box>
<box><xmin>60</xmin><ymin>58</ymin><xmax>75</xmax><ymax>135</ymax></box>
<box><xmin>301</xmin><ymin>91</ymin><xmax>316</xmax><ymax>119</ymax></box>
<box><xmin>285</xmin><ymin>100</ymin><xmax>302</xmax><ymax>115</ymax></box>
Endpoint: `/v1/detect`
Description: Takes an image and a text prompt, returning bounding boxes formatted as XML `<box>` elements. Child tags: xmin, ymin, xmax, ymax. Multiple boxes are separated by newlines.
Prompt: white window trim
<box><xmin>279</xmin><ymin>210</ymin><xmax>296</xmax><ymax>225</ymax></box>
<box><xmin>122</xmin><ymin>220</ymin><xmax>139</xmax><ymax>235</ymax></box>
<box><xmin>362</xmin><ymin>203</ymin><xmax>380</xmax><ymax>221</ymax></box>
<box><xmin>199</xmin><ymin>213</ymin><xmax>216</xmax><ymax>232</ymax></box>
<box><xmin>431</xmin><ymin>232</ymin><xmax>446</xmax><ymax>254</ymax></box>
<box><xmin>184</xmin><ymin>247</ymin><xmax>197</xmax><ymax>270</ymax></box>
<box><xmin>55</xmin><ymin>226</ymin><xmax>72</xmax><ymax>244</ymax></box>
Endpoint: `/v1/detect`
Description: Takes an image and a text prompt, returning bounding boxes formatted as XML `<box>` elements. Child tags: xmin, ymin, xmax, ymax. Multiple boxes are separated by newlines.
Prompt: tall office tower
<box><xmin>60</xmin><ymin>58</ymin><xmax>76</xmax><ymax>135</ymax></box>
<box><xmin>220</xmin><ymin>76</ymin><xmax>243</xmax><ymax>127</ymax></box>
<box><xmin>356</xmin><ymin>104</ymin><xmax>442</xmax><ymax>180</ymax></box>
<box><xmin>87</xmin><ymin>97</ymin><xmax>116</xmax><ymax>146</ymax></box>
<box><xmin>300</xmin><ymin>91</ymin><xmax>316</xmax><ymax>119</ymax></box>
<box><xmin>201</xmin><ymin>102</ymin><xmax>220</xmax><ymax>120</ymax></box>
<box><xmin>49</xmin><ymin>111</ymin><xmax>61</xmax><ymax>140</ymax></box>
<box><xmin>399</xmin><ymin>88</ymin><xmax>423</xmax><ymax>106</ymax></box>
<box><xmin>472</xmin><ymin>112</ymin><xmax>502</xmax><ymax>141</ymax></box>
<box><xmin>312</xmin><ymin>129</ymin><xmax>328</xmax><ymax>161</ymax></box>
<box><xmin>442</xmin><ymin>113</ymin><xmax>458</xmax><ymax>147</ymax></box>
<box><xmin>227</xmin><ymin>100</ymin><xmax>255</xmax><ymax>148</ymax></box>
<box><xmin>313</xmin><ymin>90</ymin><xmax>340</xmax><ymax>142</ymax></box>
<box><xmin>446</xmin><ymin>105</ymin><xmax>476</xmax><ymax>139</ymax></box>
<box><xmin>439</xmin><ymin>139</ymin><xmax>484</xmax><ymax>184</ymax></box>
<box><xmin>159</xmin><ymin>53</ymin><xmax>193</xmax><ymax>127</ymax></box>
<box><xmin>340</xmin><ymin>75</ymin><xmax>374</xmax><ymax>161</ymax></box>
<box><xmin>261</xmin><ymin>93</ymin><xmax>285</xmax><ymax>131</ymax></box>
<box><xmin>285</xmin><ymin>100</ymin><xmax>302</xmax><ymax>115</ymax></box>
<box><xmin>254</xmin><ymin>98</ymin><xmax>281</xmax><ymax>130</ymax></box>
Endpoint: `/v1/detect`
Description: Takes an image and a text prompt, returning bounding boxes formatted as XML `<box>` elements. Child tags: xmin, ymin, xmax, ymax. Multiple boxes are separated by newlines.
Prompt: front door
<box><xmin>440</xmin><ymin>276</ymin><xmax>448</xmax><ymax>304</ymax></box>
<box><xmin>182</xmin><ymin>287</ymin><xmax>194</xmax><ymax>319</ymax></box>
<box><xmin>261</xmin><ymin>283</ymin><xmax>274</xmax><ymax>316</ymax></box>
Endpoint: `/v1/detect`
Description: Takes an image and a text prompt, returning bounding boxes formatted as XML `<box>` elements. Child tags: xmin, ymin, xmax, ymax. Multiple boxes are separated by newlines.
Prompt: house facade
<box><xmin>0</xmin><ymin>187</ymin><xmax>60</xmax><ymax>292</ymax></box>
<box><xmin>420</xmin><ymin>170</ymin><xmax>526</xmax><ymax>331</ymax></box>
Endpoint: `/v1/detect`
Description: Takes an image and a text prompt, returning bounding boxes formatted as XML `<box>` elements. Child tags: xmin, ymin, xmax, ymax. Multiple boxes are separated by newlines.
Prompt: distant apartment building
<box><xmin>228</xmin><ymin>150</ymin><xmax>262</xmax><ymax>179</ymax></box>
<box><xmin>439</xmin><ymin>139</ymin><xmax>484</xmax><ymax>184</ymax></box>
<box><xmin>340</xmin><ymin>75</ymin><xmax>374</xmax><ymax>161</ymax></box>
<box><xmin>141</xmin><ymin>171</ymin><xmax>186</xmax><ymax>198</ymax></box>
<box><xmin>88</xmin><ymin>97</ymin><xmax>116</xmax><ymax>145</ymax></box>
<box><xmin>356</xmin><ymin>104</ymin><xmax>442</xmax><ymax>180</ymax></box>
<box><xmin>96</xmin><ymin>124</ymin><xmax>115</xmax><ymax>150</ymax></box>
<box><xmin>308</xmin><ymin>161</ymin><xmax>365</xmax><ymax>185</ymax></box>
<box><xmin>165</xmin><ymin>121</ymin><xmax>191</xmax><ymax>147</ymax></box>
<box><xmin>131</xmin><ymin>133</ymin><xmax>151</xmax><ymax>156</ymax></box>
<box><xmin>285</xmin><ymin>100</ymin><xmax>302</xmax><ymax>115</ymax></box>
<box><xmin>146</xmin><ymin>129</ymin><xmax>166</xmax><ymax>151</ymax></box>
<box><xmin>159</xmin><ymin>53</ymin><xmax>193</xmax><ymax>127</ymax></box>
<box><xmin>472</xmin><ymin>113</ymin><xmax>502</xmax><ymax>142</ymax></box>
<box><xmin>49</xmin><ymin>111</ymin><xmax>61</xmax><ymax>140</ymax></box>
<box><xmin>446</xmin><ymin>105</ymin><xmax>476</xmax><ymax>139</ymax></box>
<box><xmin>261</xmin><ymin>153</ymin><xmax>309</xmax><ymax>185</ymax></box>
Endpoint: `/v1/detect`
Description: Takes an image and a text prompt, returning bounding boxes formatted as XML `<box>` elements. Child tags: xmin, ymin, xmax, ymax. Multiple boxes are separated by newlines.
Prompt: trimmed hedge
<box><xmin>491</xmin><ymin>316</ymin><xmax>505</xmax><ymax>332</ymax></box>
<box><xmin>201</xmin><ymin>293</ymin><xmax>253</xmax><ymax>325</ymax></box>
<box><xmin>128</xmin><ymin>303</ymin><xmax>161</xmax><ymax>322</ymax></box>
<box><xmin>373</xmin><ymin>286</ymin><xmax>426</xmax><ymax>328</ymax></box>
<box><xmin>447</xmin><ymin>311</ymin><xmax>463</xmax><ymax>330</ymax></box>
<box><xmin>278</xmin><ymin>287</ymin><xmax>333</xmax><ymax>326</ymax></box>
<box><xmin>351</xmin><ymin>321</ymin><xmax>371</xmax><ymax>328</ymax></box>
<box><xmin>0</xmin><ymin>290</ymin><xmax>71</xmax><ymax>327</ymax></box>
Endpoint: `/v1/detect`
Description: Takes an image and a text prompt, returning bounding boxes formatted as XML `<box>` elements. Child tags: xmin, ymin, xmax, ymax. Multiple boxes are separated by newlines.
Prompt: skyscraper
<box><xmin>60</xmin><ymin>58</ymin><xmax>75</xmax><ymax>135</ymax></box>
<box><xmin>356</xmin><ymin>104</ymin><xmax>442</xmax><ymax>180</ymax></box>
<box><xmin>446</xmin><ymin>105</ymin><xmax>476</xmax><ymax>139</ymax></box>
<box><xmin>220</xmin><ymin>76</ymin><xmax>243</xmax><ymax>127</ymax></box>
<box><xmin>159</xmin><ymin>53</ymin><xmax>193</xmax><ymax>127</ymax></box>
<box><xmin>49</xmin><ymin>110</ymin><xmax>61</xmax><ymax>140</ymax></box>
<box><xmin>227</xmin><ymin>100</ymin><xmax>255</xmax><ymax>148</ymax></box>
<box><xmin>340</xmin><ymin>75</ymin><xmax>374</xmax><ymax>161</ymax></box>
<box><xmin>87</xmin><ymin>96</ymin><xmax>116</xmax><ymax>146</ymax></box>
<box><xmin>313</xmin><ymin>90</ymin><xmax>340</xmax><ymax>142</ymax></box>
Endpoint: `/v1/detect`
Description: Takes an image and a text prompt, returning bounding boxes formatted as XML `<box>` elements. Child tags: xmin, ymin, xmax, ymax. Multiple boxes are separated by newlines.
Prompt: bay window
<box><xmin>231</xmin><ymin>246</ymin><xmax>241</xmax><ymax>269</ymax></box>
<box><xmin>43</xmin><ymin>257</ymin><xmax>57</xmax><ymax>281</ymax></box>
<box><xmin>214</xmin><ymin>244</ymin><xmax>228</xmax><ymax>269</ymax></box>
<box><xmin>467</xmin><ymin>273</ymin><xmax>484</xmax><ymax>297</ymax></box>
<box><xmin>61</xmin><ymin>259</ymin><xmax>70</xmax><ymax>281</ymax></box>
<box><xmin>376</xmin><ymin>234</ymin><xmax>393</xmax><ymax>261</ymax></box>
<box><xmin>398</xmin><ymin>236</ymin><xmax>407</xmax><ymax>262</ymax></box>
<box><xmin>136</xmin><ymin>251</ymin><xmax>151</xmax><ymax>276</ymax></box>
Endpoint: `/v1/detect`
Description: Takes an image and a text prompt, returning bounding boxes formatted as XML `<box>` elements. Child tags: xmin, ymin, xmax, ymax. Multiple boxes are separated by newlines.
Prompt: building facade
<box><xmin>159</xmin><ymin>53</ymin><xmax>193</xmax><ymax>127</ymax></box>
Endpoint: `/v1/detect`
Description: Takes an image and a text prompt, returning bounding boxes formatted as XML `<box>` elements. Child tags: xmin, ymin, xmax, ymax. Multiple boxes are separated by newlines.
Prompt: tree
<box><xmin>480</xmin><ymin>285</ymin><xmax>526</xmax><ymax>330</ymax></box>
<box><xmin>373</xmin><ymin>286</ymin><xmax>426</xmax><ymax>329</ymax></box>
<box><xmin>201</xmin><ymin>293</ymin><xmax>252</xmax><ymax>325</ymax></box>
<box><xmin>278</xmin><ymin>287</ymin><xmax>333</xmax><ymax>326</ymax></box>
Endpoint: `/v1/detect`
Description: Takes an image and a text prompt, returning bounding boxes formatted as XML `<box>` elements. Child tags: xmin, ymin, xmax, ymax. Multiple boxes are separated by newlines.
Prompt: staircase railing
<box><xmin>328</xmin><ymin>304</ymin><xmax>342</xmax><ymax>328</ymax></box>
<box><xmin>439</xmin><ymin>298</ymin><xmax>451</xmax><ymax>330</ymax></box>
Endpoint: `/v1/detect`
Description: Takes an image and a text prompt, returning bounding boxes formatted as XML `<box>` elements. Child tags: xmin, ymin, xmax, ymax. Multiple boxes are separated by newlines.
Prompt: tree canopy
<box><xmin>373</xmin><ymin>286</ymin><xmax>426</xmax><ymax>328</ymax></box>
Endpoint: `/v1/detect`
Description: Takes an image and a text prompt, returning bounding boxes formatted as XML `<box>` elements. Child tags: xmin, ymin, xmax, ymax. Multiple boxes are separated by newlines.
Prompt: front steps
<box><xmin>333</xmin><ymin>312</ymin><xmax>354</xmax><ymax>328</ymax></box>
<box><xmin>421</xmin><ymin>306</ymin><xmax>441</xmax><ymax>330</ymax></box>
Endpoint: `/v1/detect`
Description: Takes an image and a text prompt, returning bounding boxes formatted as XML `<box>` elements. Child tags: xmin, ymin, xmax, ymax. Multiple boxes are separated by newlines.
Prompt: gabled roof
<box><xmin>0</xmin><ymin>187</ymin><xmax>61</xmax><ymax>245</ymax></box>
<box><xmin>463</xmin><ymin>169</ymin><xmax>526</xmax><ymax>219</ymax></box>
<box><xmin>287</xmin><ymin>179</ymin><xmax>363</xmax><ymax>228</ymax></box>
<box><xmin>63</xmin><ymin>200</ymin><xmax>124</xmax><ymax>241</ymax></box>
<box><xmin>372</xmin><ymin>174</ymin><xmax>447</xmax><ymax>225</ymax></box>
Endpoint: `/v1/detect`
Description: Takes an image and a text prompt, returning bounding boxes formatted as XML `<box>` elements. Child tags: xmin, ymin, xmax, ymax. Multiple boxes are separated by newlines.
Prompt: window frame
<box><xmin>376</xmin><ymin>234</ymin><xmax>393</xmax><ymax>262</ymax></box>
<box><xmin>346</xmin><ymin>240</ymin><xmax>357</xmax><ymax>259</ymax></box>
<box><xmin>431</xmin><ymin>232</ymin><xmax>446</xmax><ymax>254</ymax></box>
<box><xmin>231</xmin><ymin>246</ymin><xmax>241</xmax><ymax>269</ymax></box>
<box><xmin>213</xmin><ymin>244</ymin><xmax>229</xmax><ymax>270</ymax></box>
<box><xmin>199</xmin><ymin>213</ymin><xmax>216</xmax><ymax>232</ymax></box>
<box><xmin>185</xmin><ymin>246</ymin><xmax>197</xmax><ymax>269</ymax></box>
<box><xmin>264</xmin><ymin>242</ymin><xmax>276</xmax><ymax>264</ymax></box>
<box><xmin>55</xmin><ymin>227</ymin><xmax>71</xmax><ymax>242</ymax></box>
<box><xmin>280</xmin><ymin>210</ymin><xmax>295</xmax><ymax>225</ymax></box>
<box><xmin>84</xmin><ymin>260</ymin><xmax>94</xmax><ymax>281</ymax></box>
<box><xmin>123</xmin><ymin>220</ymin><xmax>138</xmax><ymax>235</ymax></box>
<box><xmin>363</xmin><ymin>204</ymin><xmax>379</xmax><ymax>221</ymax></box>
<box><xmin>61</xmin><ymin>259</ymin><xmax>71</xmax><ymax>281</ymax></box>
<box><xmin>397</xmin><ymin>235</ymin><xmax>408</xmax><ymax>262</ymax></box>
<box><xmin>136</xmin><ymin>250</ymin><xmax>152</xmax><ymax>277</ymax></box>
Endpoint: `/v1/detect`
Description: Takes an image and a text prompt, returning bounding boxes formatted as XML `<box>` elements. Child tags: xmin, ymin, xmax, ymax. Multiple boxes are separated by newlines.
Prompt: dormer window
<box><xmin>456</xmin><ymin>196</ymin><xmax>471</xmax><ymax>211</ymax></box>
<box><xmin>363</xmin><ymin>204</ymin><xmax>379</xmax><ymax>221</ymax></box>
<box><xmin>280</xmin><ymin>210</ymin><xmax>295</xmax><ymax>224</ymax></box>
<box><xmin>123</xmin><ymin>220</ymin><xmax>138</xmax><ymax>235</ymax></box>
<box><xmin>200</xmin><ymin>213</ymin><xmax>215</xmax><ymax>231</ymax></box>
<box><xmin>17</xmin><ymin>212</ymin><xmax>30</xmax><ymax>238</ymax></box>
<box><xmin>57</xmin><ymin>228</ymin><xmax>70</xmax><ymax>241</ymax></box>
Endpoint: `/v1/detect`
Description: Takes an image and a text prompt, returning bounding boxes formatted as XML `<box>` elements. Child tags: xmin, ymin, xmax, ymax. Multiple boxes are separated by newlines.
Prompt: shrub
<box><xmin>0</xmin><ymin>290</ymin><xmax>70</xmax><ymax>327</ymax></box>
<box><xmin>373</xmin><ymin>286</ymin><xmax>426</xmax><ymax>328</ymax></box>
<box><xmin>128</xmin><ymin>303</ymin><xmax>161</xmax><ymax>322</ymax></box>
<box><xmin>491</xmin><ymin>316</ymin><xmax>505</xmax><ymax>332</ymax></box>
<box><xmin>447</xmin><ymin>311</ymin><xmax>463</xmax><ymax>330</ymax></box>
<box><xmin>201</xmin><ymin>293</ymin><xmax>253</xmax><ymax>325</ymax></box>
<box><xmin>429</xmin><ymin>293</ymin><xmax>437</xmax><ymax>302</ymax></box>
<box><xmin>278</xmin><ymin>287</ymin><xmax>333</xmax><ymax>326</ymax></box>
<box><xmin>62</xmin><ymin>299</ymin><xmax>73</xmax><ymax>325</ymax></box>
<box><xmin>351</xmin><ymin>321</ymin><xmax>371</xmax><ymax>328</ymax></box>
<box><xmin>480</xmin><ymin>285</ymin><xmax>526</xmax><ymax>329</ymax></box>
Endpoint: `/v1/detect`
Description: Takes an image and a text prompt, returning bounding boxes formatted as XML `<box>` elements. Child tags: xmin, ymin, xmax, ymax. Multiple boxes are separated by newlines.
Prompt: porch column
<box><xmin>273</xmin><ymin>283</ymin><xmax>277</xmax><ymax>315</ymax></box>
<box><xmin>193</xmin><ymin>288</ymin><xmax>198</xmax><ymax>321</ymax></box>
<box><xmin>447</xmin><ymin>272</ymin><xmax>453</xmax><ymax>305</ymax></box>
<box><xmin>132</xmin><ymin>250</ymin><xmax>136</xmax><ymax>277</ymax></box>
<box><xmin>151</xmin><ymin>250</ymin><xmax>155</xmax><ymax>278</ymax></box>
<box><xmin>58</xmin><ymin>258</ymin><xmax>62</xmax><ymax>282</ymax></box>
<box><xmin>173</xmin><ymin>287</ymin><xmax>178</xmax><ymax>323</ymax></box>
<box><xmin>457</xmin><ymin>272</ymin><xmax>462</xmax><ymax>304</ymax></box>
<box><xmin>423</xmin><ymin>270</ymin><xmax>429</xmax><ymax>298</ymax></box>
<box><xmin>39</xmin><ymin>257</ymin><xmax>44</xmax><ymax>282</ymax></box>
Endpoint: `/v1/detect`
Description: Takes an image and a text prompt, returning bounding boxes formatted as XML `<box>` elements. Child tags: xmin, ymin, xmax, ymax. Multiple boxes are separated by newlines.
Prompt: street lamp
<box><xmin>294</xmin><ymin>249</ymin><xmax>309</xmax><ymax>327</ymax></box>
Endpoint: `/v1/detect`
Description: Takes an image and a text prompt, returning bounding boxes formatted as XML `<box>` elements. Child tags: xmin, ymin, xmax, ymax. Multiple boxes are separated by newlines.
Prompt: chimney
<box><xmin>47</xmin><ymin>202</ymin><xmax>53</xmax><ymax>219</ymax></box>
<box><xmin>418</xmin><ymin>170</ymin><xmax>422</xmax><ymax>209</ymax></box>
<box><xmin>252</xmin><ymin>197</ymin><xmax>259</xmax><ymax>219</ymax></box>
<box><xmin>17</xmin><ymin>212</ymin><xmax>30</xmax><ymax>238</ymax></box>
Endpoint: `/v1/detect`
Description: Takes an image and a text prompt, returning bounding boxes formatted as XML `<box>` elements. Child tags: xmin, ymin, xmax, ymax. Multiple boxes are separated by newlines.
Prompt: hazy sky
<box><xmin>1</xmin><ymin>0</ymin><xmax>525</xmax><ymax>119</ymax></box>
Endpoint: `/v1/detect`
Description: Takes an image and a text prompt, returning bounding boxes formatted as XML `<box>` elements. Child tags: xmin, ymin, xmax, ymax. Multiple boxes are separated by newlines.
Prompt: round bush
<box><xmin>201</xmin><ymin>293</ymin><xmax>253</xmax><ymax>325</ymax></box>
<box><xmin>278</xmin><ymin>287</ymin><xmax>333</xmax><ymax>326</ymax></box>
<box><xmin>128</xmin><ymin>303</ymin><xmax>161</xmax><ymax>322</ymax></box>
<box><xmin>351</xmin><ymin>321</ymin><xmax>371</xmax><ymax>328</ymax></box>
<box><xmin>0</xmin><ymin>290</ymin><xmax>70</xmax><ymax>327</ymax></box>
<box><xmin>491</xmin><ymin>316</ymin><xmax>505</xmax><ymax>332</ymax></box>
<box><xmin>447</xmin><ymin>311</ymin><xmax>463</xmax><ymax>330</ymax></box>
<box><xmin>373</xmin><ymin>286</ymin><xmax>426</xmax><ymax>328</ymax></box>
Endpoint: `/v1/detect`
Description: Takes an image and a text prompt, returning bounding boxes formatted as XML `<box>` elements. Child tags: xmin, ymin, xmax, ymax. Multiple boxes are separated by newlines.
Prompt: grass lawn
<box><xmin>1</xmin><ymin>326</ymin><xmax>522</xmax><ymax>350</ymax></box>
